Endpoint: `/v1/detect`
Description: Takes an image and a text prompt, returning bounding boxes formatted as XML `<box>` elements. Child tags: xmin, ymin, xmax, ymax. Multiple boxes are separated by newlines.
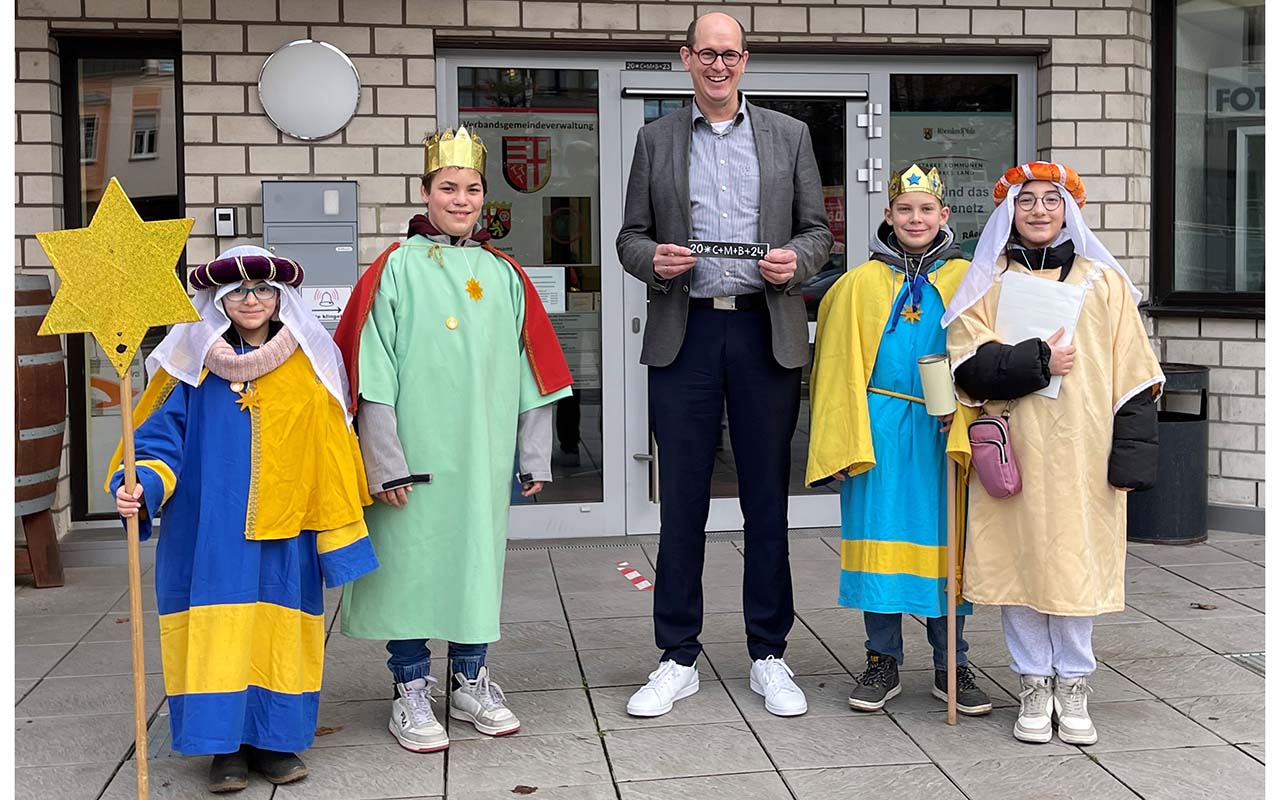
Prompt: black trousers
<box><xmin>648</xmin><ymin>303</ymin><xmax>802</xmax><ymax>665</ymax></box>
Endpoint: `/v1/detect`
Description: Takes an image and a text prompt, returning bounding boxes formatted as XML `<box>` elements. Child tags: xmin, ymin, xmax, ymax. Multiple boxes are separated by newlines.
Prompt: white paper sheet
<box><xmin>994</xmin><ymin>270</ymin><xmax>1086</xmax><ymax>399</ymax></box>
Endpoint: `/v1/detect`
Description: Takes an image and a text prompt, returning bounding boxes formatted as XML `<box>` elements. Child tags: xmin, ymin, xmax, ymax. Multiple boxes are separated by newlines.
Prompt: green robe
<box><xmin>340</xmin><ymin>236</ymin><xmax>571</xmax><ymax>642</ymax></box>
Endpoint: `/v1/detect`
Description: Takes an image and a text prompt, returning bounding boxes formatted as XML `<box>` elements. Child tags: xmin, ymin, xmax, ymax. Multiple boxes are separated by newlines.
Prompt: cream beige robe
<box><xmin>947</xmin><ymin>256</ymin><xmax>1164</xmax><ymax>615</ymax></box>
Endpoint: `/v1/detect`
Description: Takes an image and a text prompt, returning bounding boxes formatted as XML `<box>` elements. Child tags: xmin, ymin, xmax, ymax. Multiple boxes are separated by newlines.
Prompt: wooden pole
<box><xmin>119</xmin><ymin>369</ymin><xmax>150</xmax><ymax>799</ymax></box>
<box><xmin>946</xmin><ymin>460</ymin><xmax>958</xmax><ymax>726</ymax></box>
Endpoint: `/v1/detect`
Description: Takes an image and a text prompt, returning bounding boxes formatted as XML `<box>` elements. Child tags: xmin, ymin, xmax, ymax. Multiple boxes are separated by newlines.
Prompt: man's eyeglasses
<box><xmin>224</xmin><ymin>285</ymin><xmax>279</xmax><ymax>304</ymax></box>
<box><xmin>694</xmin><ymin>48</ymin><xmax>743</xmax><ymax>68</ymax></box>
<box><xmin>1015</xmin><ymin>193</ymin><xmax>1064</xmax><ymax>212</ymax></box>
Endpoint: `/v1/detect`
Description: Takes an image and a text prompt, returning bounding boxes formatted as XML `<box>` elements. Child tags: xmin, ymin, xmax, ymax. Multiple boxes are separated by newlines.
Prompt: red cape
<box><xmin>334</xmin><ymin>241</ymin><xmax>573</xmax><ymax>415</ymax></box>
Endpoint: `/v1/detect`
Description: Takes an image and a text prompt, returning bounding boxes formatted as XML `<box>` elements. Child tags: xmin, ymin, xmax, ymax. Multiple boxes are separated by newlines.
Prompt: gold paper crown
<box><xmin>888</xmin><ymin>164</ymin><xmax>945</xmax><ymax>203</ymax></box>
<box><xmin>423</xmin><ymin>126</ymin><xmax>487</xmax><ymax>176</ymax></box>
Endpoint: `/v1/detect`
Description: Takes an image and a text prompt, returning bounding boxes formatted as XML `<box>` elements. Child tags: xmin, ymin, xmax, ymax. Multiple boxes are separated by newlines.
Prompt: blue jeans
<box><xmin>864</xmin><ymin>611</ymin><xmax>969</xmax><ymax>672</ymax></box>
<box><xmin>385</xmin><ymin>640</ymin><xmax>488</xmax><ymax>683</ymax></box>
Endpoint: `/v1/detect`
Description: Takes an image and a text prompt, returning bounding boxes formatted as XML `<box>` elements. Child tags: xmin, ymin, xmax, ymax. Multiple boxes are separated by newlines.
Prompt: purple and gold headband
<box><xmin>189</xmin><ymin>253</ymin><xmax>304</xmax><ymax>291</ymax></box>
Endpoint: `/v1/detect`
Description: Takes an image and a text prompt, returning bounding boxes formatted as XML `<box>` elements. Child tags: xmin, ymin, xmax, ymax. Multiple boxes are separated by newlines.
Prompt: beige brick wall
<box><xmin>14</xmin><ymin>0</ymin><xmax>1265</xmax><ymax>539</ymax></box>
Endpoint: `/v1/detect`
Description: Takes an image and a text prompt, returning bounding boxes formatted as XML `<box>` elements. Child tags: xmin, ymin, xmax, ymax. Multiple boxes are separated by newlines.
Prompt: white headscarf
<box><xmin>940</xmin><ymin>182</ymin><xmax>1143</xmax><ymax>327</ymax></box>
<box><xmin>145</xmin><ymin>245</ymin><xmax>353</xmax><ymax>422</ymax></box>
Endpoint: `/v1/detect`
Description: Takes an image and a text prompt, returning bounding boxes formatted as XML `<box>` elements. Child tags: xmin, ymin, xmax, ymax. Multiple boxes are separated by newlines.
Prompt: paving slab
<box><xmin>14</xmin><ymin>612</ymin><xmax>102</xmax><ymax>646</ymax></box>
<box><xmin>1097</xmin><ymin>744</ymin><xmax>1265</xmax><ymax>800</ymax></box>
<box><xmin>785</xmin><ymin>764</ymin><xmax>966</xmax><ymax>799</ymax></box>
<box><xmin>942</xmin><ymin>754</ymin><xmax>1139</xmax><ymax>799</ymax></box>
<box><xmin>1167</xmin><ymin>693</ymin><xmax>1265</xmax><ymax>745</ymax></box>
<box><xmin>1160</xmin><ymin>615</ymin><xmax>1265</xmax><ymax>654</ymax></box>
<box><xmin>15</xmin><ymin>712</ymin><xmax>138</xmax><ymax>767</ymax></box>
<box><xmin>270</xmin><ymin>743</ymin><xmax>445</xmax><ymax>800</ymax></box>
<box><xmin>605</xmin><ymin>722</ymin><xmax>773</xmax><ymax>782</ymax></box>
<box><xmin>14</xmin><ymin>763</ymin><xmax>117</xmax><ymax>800</ymax></box>
<box><xmin>591</xmin><ymin>679</ymin><xmax>740</xmax><ymax>731</ymax></box>
<box><xmin>620</xmin><ymin>772</ymin><xmax>792</xmax><ymax>800</ymax></box>
<box><xmin>1165</xmin><ymin>562</ymin><xmax>1266</xmax><ymax>590</ymax></box>
<box><xmin>1106</xmin><ymin>654</ymin><xmax>1264</xmax><ymax>699</ymax></box>
<box><xmin>1126</xmin><ymin>544</ymin><xmax>1246</xmax><ymax>567</ymax></box>
<box><xmin>749</xmin><ymin>714</ymin><xmax>929</xmax><ymax>770</ymax></box>
<box><xmin>1083</xmin><ymin>699</ymin><xmax>1225</xmax><ymax>753</ymax></box>
<box><xmin>446</xmin><ymin>732</ymin><xmax>611</xmax><ymax>793</ymax></box>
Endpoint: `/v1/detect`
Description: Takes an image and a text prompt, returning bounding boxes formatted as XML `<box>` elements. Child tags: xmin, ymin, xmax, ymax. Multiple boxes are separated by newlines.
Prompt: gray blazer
<box><xmin>616</xmin><ymin>104</ymin><xmax>834</xmax><ymax>369</ymax></box>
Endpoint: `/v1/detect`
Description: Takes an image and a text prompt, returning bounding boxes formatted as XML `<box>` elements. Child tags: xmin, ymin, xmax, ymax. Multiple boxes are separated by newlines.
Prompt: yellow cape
<box><xmin>806</xmin><ymin>257</ymin><xmax>977</xmax><ymax>488</ymax></box>
<box><xmin>106</xmin><ymin>350</ymin><xmax>372</xmax><ymax>540</ymax></box>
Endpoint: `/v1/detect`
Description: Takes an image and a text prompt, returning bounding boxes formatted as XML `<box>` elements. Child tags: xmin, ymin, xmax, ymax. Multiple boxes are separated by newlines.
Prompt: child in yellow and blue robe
<box><xmin>109</xmin><ymin>245</ymin><xmax>376</xmax><ymax>792</ymax></box>
<box><xmin>807</xmin><ymin>165</ymin><xmax>990</xmax><ymax>716</ymax></box>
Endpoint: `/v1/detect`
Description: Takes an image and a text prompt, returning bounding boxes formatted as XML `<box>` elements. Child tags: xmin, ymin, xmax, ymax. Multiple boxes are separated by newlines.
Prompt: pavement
<box><xmin>14</xmin><ymin>528</ymin><xmax>1265</xmax><ymax>799</ymax></box>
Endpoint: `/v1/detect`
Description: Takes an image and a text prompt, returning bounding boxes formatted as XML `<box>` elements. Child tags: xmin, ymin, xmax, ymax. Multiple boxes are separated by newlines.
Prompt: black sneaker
<box><xmin>848</xmin><ymin>651</ymin><xmax>901</xmax><ymax>711</ymax></box>
<box><xmin>932</xmin><ymin>664</ymin><xmax>994</xmax><ymax>715</ymax></box>
<box><xmin>208</xmin><ymin>748</ymin><xmax>248</xmax><ymax>794</ymax></box>
<box><xmin>244</xmin><ymin>746</ymin><xmax>308</xmax><ymax>786</ymax></box>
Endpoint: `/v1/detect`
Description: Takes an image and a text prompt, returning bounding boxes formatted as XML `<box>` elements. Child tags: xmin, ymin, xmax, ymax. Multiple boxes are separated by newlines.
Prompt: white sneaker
<box><xmin>388</xmin><ymin>677</ymin><xmax>449</xmax><ymax>752</ymax></box>
<box><xmin>1053</xmin><ymin>676</ymin><xmax>1098</xmax><ymax>745</ymax></box>
<box><xmin>1014</xmin><ymin>674</ymin><xmax>1054</xmax><ymax>744</ymax></box>
<box><xmin>626</xmin><ymin>660</ymin><xmax>700</xmax><ymax>717</ymax></box>
<box><xmin>449</xmin><ymin>667</ymin><xmax>521</xmax><ymax>736</ymax></box>
<box><xmin>750</xmin><ymin>656</ymin><xmax>808</xmax><ymax>717</ymax></box>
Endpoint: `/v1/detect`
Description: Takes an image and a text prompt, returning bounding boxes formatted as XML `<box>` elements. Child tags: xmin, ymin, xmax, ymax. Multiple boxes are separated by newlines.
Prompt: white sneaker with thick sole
<box><xmin>750</xmin><ymin>656</ymin><xmax>808</xmax><ymax>717</ymax></box>
<box><xmin>1014</xmin><ymin>674</ymin><xmax>1054</xmax><ymax>744</ymax></box>
<box><xmin>389</xmin><ymin>677</ymin><xmax>449</xmax><ymax>753</ymax></box>
<box><xmin>626</xmin><ymin>660</ymin><xmax>700</xmax><ymax>717</ymax></box>
<box><xmin>1053</xmin><ymin>676</ymin><xmax>1098</xmax><ymax>745</ymax></box>
<box><xmin>449</xmin><ymin>667</ymin><xmax>521</xmax><ymax>736</ymax></box>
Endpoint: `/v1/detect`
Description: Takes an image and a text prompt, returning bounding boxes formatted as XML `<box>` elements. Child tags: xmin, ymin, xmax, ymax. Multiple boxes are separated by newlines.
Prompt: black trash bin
<box><xmin>1126</xmin><ymin>363</ymin><xmax>1209</xmax><ymax>545</ymax></box>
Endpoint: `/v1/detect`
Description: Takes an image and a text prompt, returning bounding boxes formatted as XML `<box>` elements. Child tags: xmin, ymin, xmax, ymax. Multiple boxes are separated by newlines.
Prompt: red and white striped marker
<box><xmin>615</xmin><ymin>561</ymin><xmax>653</xmax><ymax>591</ymax></box>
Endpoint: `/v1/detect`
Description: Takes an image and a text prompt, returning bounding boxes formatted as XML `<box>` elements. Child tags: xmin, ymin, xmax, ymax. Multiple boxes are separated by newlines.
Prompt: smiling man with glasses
<box><xmin>617</xmin><ymin>12</ymin><xmax>833</xmax><ymax>721</ymax></box>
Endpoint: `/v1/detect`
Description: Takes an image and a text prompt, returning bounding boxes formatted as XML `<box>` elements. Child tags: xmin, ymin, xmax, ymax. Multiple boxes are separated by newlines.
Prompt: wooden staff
<box><xmin>945</xmin><ymin>460</ymin><xmax>957</xmax><ymax>726</ymax></box>
<box><xmin>119</xmin><ymin>368</ymin><xmax>150</xmax><ymax>797</ymax></box>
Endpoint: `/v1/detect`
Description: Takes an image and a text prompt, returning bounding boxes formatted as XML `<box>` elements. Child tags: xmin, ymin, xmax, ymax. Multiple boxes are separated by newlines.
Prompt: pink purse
<box><xmin>968</xmin><ymin>400</ymin><xmax>1022</xmax><ymax>498</ymax></box>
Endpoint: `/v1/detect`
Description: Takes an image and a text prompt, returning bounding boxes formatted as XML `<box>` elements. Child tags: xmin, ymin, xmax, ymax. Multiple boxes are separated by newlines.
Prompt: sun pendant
<box><xmin>466</xmin><ymin>277</ymin><xmax>483</xmax><ymax>302</ymax></box>
<box><xmin>230</xmin><ymin>381</ymin><xmax>245</xmax><ymax>393</ymax></box>
<box><xmin>235</xmin><ymin>386</ymin><xmax>261</xmax><ymax>413</ymax></box>
<box><xmin>900</xmin><ymin>306</ymin><xmax>923</xmax><ymax>324</ymax></box>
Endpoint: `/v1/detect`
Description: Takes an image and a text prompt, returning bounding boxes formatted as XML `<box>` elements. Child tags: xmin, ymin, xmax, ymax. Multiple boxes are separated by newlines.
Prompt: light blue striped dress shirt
<box><xmin>688</xmin><ymin>98</ymin><xmax>765</xmax><ymax>298</ymax></box>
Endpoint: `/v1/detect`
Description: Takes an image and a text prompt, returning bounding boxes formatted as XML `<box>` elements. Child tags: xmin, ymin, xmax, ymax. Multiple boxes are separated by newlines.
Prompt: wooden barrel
<box><xmin>16</xmin><ymin>274</ymin><xmax>67</xmax><ymax>516</ymax></box>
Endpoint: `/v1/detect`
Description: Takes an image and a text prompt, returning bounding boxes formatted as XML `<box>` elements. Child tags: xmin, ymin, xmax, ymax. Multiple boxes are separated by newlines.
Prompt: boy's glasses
<box><xmin>694</xmin><ymin>48</ymin><xmax>743</xmax><ymax>67</ymax></box>
<box><xmin>224</xmin><ymin>285</ymin><xmax>279</xmax><ymax>304</ymax></box>
<box><xmin>1015</xmin><ymin>193</ymin><xmax>1064</xmax><ymax>212</ymax></box>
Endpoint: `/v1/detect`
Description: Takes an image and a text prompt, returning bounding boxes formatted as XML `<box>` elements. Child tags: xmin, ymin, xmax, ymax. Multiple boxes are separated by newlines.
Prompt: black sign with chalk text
<box><xmin>688</xmin><ymin>240</ymin><xmax>770</xmax><ymax>261</ymax></box>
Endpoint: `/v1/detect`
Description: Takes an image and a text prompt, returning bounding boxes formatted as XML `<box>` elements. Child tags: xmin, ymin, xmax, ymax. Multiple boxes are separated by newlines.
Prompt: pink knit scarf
<box><xmin>204</xmin><ymin>326</ymin><xmax>299</xmax><ymax>383</ymax></box>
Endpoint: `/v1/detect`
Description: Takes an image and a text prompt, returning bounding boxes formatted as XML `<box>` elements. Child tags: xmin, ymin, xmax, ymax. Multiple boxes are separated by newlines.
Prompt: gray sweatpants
<box><xmin>1001</xmin><ymin>605</ymin><xmax>1096</xmax><ymax>679</ymax></box>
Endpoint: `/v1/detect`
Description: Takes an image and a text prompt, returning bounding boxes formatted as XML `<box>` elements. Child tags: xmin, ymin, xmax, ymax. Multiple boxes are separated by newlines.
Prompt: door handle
<box><xmin>632</xmin><ymin>453</ymin><xmax>654</xmax><ymax>462</ymax></box>
<box><xmin>632</xmin><ymin>317</ymin><xmax>641</xmax><ymax>334</ymax></box>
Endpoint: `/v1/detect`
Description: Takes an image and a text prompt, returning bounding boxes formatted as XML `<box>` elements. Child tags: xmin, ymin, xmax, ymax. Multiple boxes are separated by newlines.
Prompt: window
<box><xmin>130</xmin><ymin>111</ymin><xmax>159</xmax><ymax>159</ymax></box>
<box><xmin>1153</xmin><ymin>0</ymin><xmax>1264</xmax><ymax>312</ymax></box>
<box><xmin>58</xmin><ymin>36</ymin><xmax>184</xmax><ymax>520</ymax></box>
<box><xmin>889</xmin><ymin>74</ymin><xmax>1018</xmax><ymax>259</ymax></box>
<box><xmin>80</xmin><ymin>116</ymin><xmax>99</xmax><ymax>163</ymax></box>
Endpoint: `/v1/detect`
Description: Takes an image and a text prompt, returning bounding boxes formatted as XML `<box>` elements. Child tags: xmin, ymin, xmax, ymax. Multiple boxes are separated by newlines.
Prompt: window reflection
<box><xmin>459</xmin><ymin>67</ymin><xmax>604</xmax><ymax>504</ymax></box>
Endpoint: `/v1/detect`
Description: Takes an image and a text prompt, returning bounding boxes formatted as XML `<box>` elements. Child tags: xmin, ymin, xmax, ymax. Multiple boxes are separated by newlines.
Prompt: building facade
<box><xmin>14</xmin><ymin>0</ymin><xmax>1264</xmax><ymax>555</ymax></box>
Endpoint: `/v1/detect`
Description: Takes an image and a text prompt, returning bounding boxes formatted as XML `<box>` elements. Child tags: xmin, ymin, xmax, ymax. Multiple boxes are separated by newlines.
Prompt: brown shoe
<box><xmin>244</xmin><ymin>745</ymin><xmax>308</xmax><ymax>785</ymax></box>
<box><xmin>208</xmin><ymin>748</ymin><xmax>249</xmax><ymax>793</ymax></box>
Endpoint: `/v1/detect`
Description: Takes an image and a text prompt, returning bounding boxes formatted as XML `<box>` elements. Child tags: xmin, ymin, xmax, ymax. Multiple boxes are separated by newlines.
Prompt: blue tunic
<box><xmin>109</xmin><ymin>359</ymin><xmax>377</xmax><ymax>756</ymax></box>
<box><xmin>838</xmin><ymin>262</ymin><xmax>973</xmax><ymax>619</ymax></box>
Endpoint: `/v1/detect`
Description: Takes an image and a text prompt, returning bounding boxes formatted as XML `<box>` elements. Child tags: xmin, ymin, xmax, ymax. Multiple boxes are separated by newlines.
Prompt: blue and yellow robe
<box><xmin>107</xmin><ymin>347</ymin><xmax>377</xmax><ymax>755</ymax></box>
<box><xmin>807</xmin><ymin>257</ymin><xmax>976</xmax><ymax>618</ymax></box>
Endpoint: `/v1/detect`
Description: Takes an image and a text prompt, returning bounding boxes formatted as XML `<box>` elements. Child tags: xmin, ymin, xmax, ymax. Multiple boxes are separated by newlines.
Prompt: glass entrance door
<box><xmin>619</xmin><ymin>71</ymin><xmax>874</xmax><ymax>534</ymax></box>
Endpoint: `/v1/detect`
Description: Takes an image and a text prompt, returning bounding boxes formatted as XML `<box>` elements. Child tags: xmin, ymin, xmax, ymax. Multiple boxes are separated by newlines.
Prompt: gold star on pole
<box><xmin>37</xmin><ymin>177</ymin><xmax>198</xmax><ymax>378</ymax></box>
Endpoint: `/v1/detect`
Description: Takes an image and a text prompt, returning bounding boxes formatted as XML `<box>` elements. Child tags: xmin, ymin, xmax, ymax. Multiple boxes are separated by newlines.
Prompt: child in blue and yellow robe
<box><xmin>106</xmin><ymin>247</ymin><xmax>377</xmax><ymax>773</ymax></box>
<box><xmin>808</xmin><ymin>168</ymin><xmax>988</xmax><ymax>715</ymax></box>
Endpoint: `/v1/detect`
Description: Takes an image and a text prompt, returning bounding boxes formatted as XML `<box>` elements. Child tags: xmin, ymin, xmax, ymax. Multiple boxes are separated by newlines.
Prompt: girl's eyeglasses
<box><xmin>224</xmin><ymin>285</ymin><xmax>279</xmax><ymax>304</ymax></box>
<box><xmin>1015</xmin><ymin>193</ymin><xmax>1064</xmax><ymax>212</ymax></box>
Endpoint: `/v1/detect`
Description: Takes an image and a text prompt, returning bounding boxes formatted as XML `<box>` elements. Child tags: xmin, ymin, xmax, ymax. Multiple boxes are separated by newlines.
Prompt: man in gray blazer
<box><xmin>616</xmin><ymin>12</ymin><xmax>833</xmax><ymax>720</ymax></box>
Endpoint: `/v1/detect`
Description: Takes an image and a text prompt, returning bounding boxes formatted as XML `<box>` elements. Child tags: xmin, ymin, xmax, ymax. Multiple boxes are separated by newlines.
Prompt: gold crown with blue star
<box><xmin>888</xmin><ymin>163</ymin><xmax>945</xmax><ymax>202</ymax></box>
